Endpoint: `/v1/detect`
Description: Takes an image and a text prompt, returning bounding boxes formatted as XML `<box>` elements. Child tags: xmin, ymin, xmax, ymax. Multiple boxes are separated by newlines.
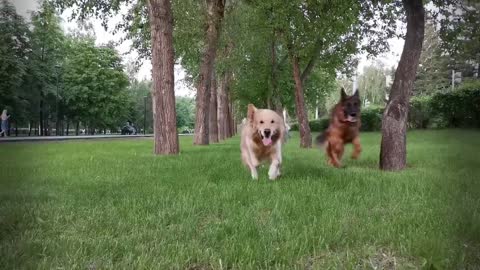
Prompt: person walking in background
<box><xmin>0</xmin><ymin>109</ymin><xmax>10</xmax><ymax>137</ymax></box>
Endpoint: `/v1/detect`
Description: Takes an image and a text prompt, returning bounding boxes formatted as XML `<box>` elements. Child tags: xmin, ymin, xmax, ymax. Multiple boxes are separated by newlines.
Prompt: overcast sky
<box><xmin>10</xmin><ymin>0</ymin><xmax>405</xmax><ymax>97</ymax></box>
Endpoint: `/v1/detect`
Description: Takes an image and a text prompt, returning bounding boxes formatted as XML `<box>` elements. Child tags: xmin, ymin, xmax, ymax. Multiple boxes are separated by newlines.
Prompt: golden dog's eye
<box><xmin>260</xmin><ymin>120</ymin><xmax>264</xmax><ymax>124</ymax></box>
<box><xmin>271</xmin><ymin>120</ymin><xmax>274</xmax><ymax>123</ymax></box>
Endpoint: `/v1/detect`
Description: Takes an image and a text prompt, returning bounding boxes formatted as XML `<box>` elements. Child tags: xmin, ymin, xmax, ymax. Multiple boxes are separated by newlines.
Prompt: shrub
<box><xmin>290</xmin><ymin>123</ymin><xmax>298</xmax><ymax>131</ymax></box>
<box><xmin>290</xmin><ymin>87</ymin><xmax>480</xmax><ymax>133</ymax></box>
<box><xmin>290</xmin><ymin>118</ymin><xmax>329</xmax><ymax>132</ymax></box>
<box><xmin>309</xmin><ymin>118</ymin><xmax>330</xmax><ymax>132</ymax></box>
<box><xmin>361</xmin><ymin>106</ymin><xmax>383</xmax><ymax>131</ymax></box>
<box><xmin>430</xmin><ymin>88</ymin><xmax>480</xmax><ymax>128</ymax></box>
<box><xmin>409</xmin><ymin>96</ymin><xmax>432</xmax><ymax>129</ymax></box>
<box><xmin>457</xmin><ymin>79</ymin><xmax>480</xmax><ymax>92</ymax></box>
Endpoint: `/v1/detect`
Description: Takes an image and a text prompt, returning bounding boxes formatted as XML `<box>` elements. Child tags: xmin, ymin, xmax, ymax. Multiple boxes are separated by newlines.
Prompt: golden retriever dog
<box><xmin>241</xmin><ymin>104</ymin><xmax>285</xmax><ymax>180</ymax></box>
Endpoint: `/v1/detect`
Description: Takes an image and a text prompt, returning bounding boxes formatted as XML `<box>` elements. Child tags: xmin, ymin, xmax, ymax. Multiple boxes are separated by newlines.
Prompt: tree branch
<box><xmin>300</xmin><ymin>37</ymin><xmax>323</xmax><ymax>84</ymax></box>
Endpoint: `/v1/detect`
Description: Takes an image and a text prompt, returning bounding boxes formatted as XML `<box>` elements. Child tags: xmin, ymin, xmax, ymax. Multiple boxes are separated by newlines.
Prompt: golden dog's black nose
<box><xmin>264</xmin><ymin>129</ymin><xmax>271</xmax><ymax>138</ymax></box>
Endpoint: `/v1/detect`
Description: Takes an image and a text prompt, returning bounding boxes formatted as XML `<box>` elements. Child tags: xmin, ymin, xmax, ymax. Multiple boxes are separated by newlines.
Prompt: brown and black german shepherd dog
<box><xmin>315</xmin><ymin>88</ymin><xmax>361</xmax><ymax>167</ymax></box>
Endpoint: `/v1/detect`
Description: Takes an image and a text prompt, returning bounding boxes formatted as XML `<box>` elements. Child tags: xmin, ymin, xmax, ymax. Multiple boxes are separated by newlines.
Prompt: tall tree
<box><xmin>62</xmin><ymin>38</ymin><xmax>130</xmax><ymax>132</ymax></box>
<box><xmin>358</xmin><ymin>64</ymin><xmax>388</xmax><ymax>106</ymax></box>
<box><xmin>380</xmin><ymin>0</ymin><xmax>425</xmax><ymax>171</ymax></box>
<box><xmin>414</xmin><ymin>19</ymin><xmax>450</xmax><ymax>95</ymax></box>
<box><xmin>193</xmin><ymin>0</ymin><xmax>225</xmax><ymax>145</ymax></box>
<box><xmin>209</xmin><ymin>70</ymin><xmax>219</xmax><ymax>142</ymax></box>
<box><xmin>147</xmin><ymin>0</ymin><xmax>179</xmax><ymax>154</ymax></box>
<box><xmin>56</xmin><ymin>0</ymin><xmax>179</xmax><ymax>154</ymax></box>
<box><xmin>0</xmin><ymin>0</ymin><xmax>30</xmax><ymax>125</ymax></box>
<box><xmin>176</xmin><ymin>96</ymin><xmax>195</xmax><ymax>129</ymax></box>
<box><xmin>29</xmin><ymin>0</ymin><xmax>66</xmax><ymax>136</ymax></box>
<box><xmin>279</xmin><ymin>0</ymin><xmax>365</xmax><ymax>148</ymax></box>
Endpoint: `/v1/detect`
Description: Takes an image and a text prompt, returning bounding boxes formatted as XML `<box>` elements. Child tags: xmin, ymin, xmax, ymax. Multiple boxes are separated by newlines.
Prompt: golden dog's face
<box><xmin>247</xmin><ymin>104</ymin><xmax>284</xmax><ymax>146</ymax></box>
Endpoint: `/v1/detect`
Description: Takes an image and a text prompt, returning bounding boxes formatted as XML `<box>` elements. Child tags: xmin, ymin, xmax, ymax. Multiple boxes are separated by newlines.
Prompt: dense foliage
<box><xmin>292</xmin><ymin>83</ymin><xmax>480</xmax><ymax>133</ymax></box>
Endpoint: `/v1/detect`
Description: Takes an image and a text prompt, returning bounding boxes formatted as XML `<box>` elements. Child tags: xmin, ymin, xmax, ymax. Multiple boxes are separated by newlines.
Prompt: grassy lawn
<box><xmin>1</xmin><ymin>130</ymin><xmax>479</xmax><ymax>269</ymax></box>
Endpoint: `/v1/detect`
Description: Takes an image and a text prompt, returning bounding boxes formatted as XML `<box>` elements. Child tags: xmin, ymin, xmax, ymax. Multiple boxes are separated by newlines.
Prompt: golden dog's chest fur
<box><xmin>251</xmin><ymin>132</ymin><xmax>278</xmax><ymax>161</ymax></box>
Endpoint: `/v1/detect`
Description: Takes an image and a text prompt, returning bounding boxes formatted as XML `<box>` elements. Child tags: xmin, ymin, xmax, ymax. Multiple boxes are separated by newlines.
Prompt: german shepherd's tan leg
<box><xmin>351</xmin><ymin>136</ymin><xmax>361</xmax><ymax>160</ymax></box>
<box><xmin>327</xmin><ymin>139</ymin><xmax>343</xmax><ymax>168</ymax></box>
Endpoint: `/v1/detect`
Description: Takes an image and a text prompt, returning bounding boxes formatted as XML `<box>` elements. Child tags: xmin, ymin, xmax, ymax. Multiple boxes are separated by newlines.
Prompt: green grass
<box><xmin>1</xmin><ymin>130</ymin><xmax>479</xmax><ymax>269</ymax></box>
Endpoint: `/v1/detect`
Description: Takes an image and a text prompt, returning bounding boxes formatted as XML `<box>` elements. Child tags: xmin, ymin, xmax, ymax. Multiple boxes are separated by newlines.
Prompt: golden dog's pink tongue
<box><xmin>262</xmin><ymin>137</ymin><xmax>272</xmax><ymax>146</ymax></box>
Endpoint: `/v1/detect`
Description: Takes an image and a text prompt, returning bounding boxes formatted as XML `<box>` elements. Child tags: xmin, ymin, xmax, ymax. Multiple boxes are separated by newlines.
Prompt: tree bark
<box><xmin>193</xmin><ymin>0</ymin><xmax>225</xmax><ymax>145</ymax></box>
<box><xmin>225</xmin><ymin>97</ymin><xmax>232</xmax><ymax>138</ymax></box>
<box><xmin>229</xmin><ymin>100</ymin><xmax>235</xmax><ymax>136</ymax></box>
<box><xmin>147</xmin><ymin>0</ymin><xmax>179</xmax><ymax>154</ymax></box>
<box><xmin>218</xmin><ymin>71</ymin><xmax>232</xmax><ymax>140</ymax></box>
<box><xmin>66</xmin><ymin>120</ymin><xmax>69</xmax><ymax>136</ymax></box>
<box><xmin>380</xmin><ymin>0</ymin><xmax>425</xmax><ymax>171</ymax></box>
<box><xmin>209</xmin><ymin>70</ymin><xmax>219</xmax><ymax>143</ymax></box>
<box><xmin>270</xmin><ymin>35</ymin><xmax>283</xmax><ymax>116</ymax></box>
<box><xmin>300</xmin><ymin>38</ymin><xmax>323</xmax><ymax>85</ymax></box>
<box><xmin>291</xmin><ymin>55</ymin><xmax>312</xmax><ymax>148</ymax></box>
<box><xmin>39</xmin><ymin>97</ymin><xmax>44</xmax><ymax>136</ymax></box>
<box><xmin>217</xmin><ymin>72</ymin><xmax>226</xmax><ymax>140</ymax></box>
<box><xmin>75</xmin><ymin>121</ymin><xmax>79</xmax><ymax>136</ymax></box>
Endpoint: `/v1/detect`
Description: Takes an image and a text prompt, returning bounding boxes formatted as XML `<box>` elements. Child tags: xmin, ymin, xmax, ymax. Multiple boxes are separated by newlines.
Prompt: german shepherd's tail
<box><xmin>314</xmin><ymin>130</ymin><xmax>328</xmax><ymax>148</ymax></box>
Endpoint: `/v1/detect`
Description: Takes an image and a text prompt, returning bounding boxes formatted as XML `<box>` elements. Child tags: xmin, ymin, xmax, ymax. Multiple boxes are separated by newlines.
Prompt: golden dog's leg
<box><xmin>249</xmin><ymin>164</ymin><xmax>258</xmax><ymax>180</ymax></box>
<box><xmin>351</xmin><ymin>136</ymin><xmax>361</xmax><ymax>160</ymax></box>
<box><xmin>243</xmin><ymin>147</ymin><xmax>259</xmax><ymax>180</ymax></box>
<box><xmin>268</xmin><ymin>159</ymin><xmax>280</xmax><ymax>180</ymax></box>
<box><xmin>268</xmin><ymin>143</ymin><xmax>282</xmax><ymax>180</ymax></box>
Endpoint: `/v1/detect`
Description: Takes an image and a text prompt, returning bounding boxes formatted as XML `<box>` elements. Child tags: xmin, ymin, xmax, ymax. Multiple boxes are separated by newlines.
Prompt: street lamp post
<box><xmin>144</xmin><ymin>96</ymin><xmax>147</xmax><ymax>135</ymax></box>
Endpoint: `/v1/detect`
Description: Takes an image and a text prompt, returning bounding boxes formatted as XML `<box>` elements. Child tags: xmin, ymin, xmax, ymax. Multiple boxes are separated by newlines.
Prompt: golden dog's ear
<box><xmin>247</xmin><ymin>104</ymin><xmax>257</xmax><ymax>123</ymax></box>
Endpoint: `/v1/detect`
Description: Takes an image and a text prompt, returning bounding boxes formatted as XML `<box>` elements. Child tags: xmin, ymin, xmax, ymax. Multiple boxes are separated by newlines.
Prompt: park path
<box><xmin>0</xmin><ymin>134</ymin><xmax>155</xmax><ymax>143</ymax></box>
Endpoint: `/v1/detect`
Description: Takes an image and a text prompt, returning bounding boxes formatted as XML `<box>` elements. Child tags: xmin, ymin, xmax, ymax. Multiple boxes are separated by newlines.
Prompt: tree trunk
<box><xmin>56</xmin><ymin>111</ymin><xmax>60</xmax><ymax>136</ymax></box>
<box><xmin>217</xmin><ymin>72</ymin><xmax>226</xmax><ymax>140</ymax></box>
<box><xmin>147</xmin><ymin>0</ymin><xmax>179</xmax><ymax>154</ymax></box>
<box><xmin>39</xmin><ymin>97</ymin><xmax>44</xmax><ymax>136</ymax></box>
<box><xmin>45</xmin><ymin>115</ymin><xmax>50</xmax><ymax>136</ymax></box>
<box><xmin>222</xmin><ymin>71</ymin><xmax>232</xmax><ymax>139</ymax></box>
<box><xmin>75</xmin><ymin>122</ymin><xmax>79</xmax><ymax>136</ymax></box>
<box><xmin>380</xmin><ymin>0</ymin><xmax>425</xmax><ymax>171</ymax></box>
<box><xmin>193</xmin><ymin>0</ymin><xmax>225</xmax><ymax>145</ymax></box>
<box><xmin>225</xmin><ymin>97</ymin><xmax>232</xmax><ymax>138</ymax></box>
<box><xmin>291</xmin><ymin>55</ymin><xmax>312</xmax><ymax>148</ymax></box>
<box><xmin>66</xmin><ymin>120</ymin><xmax>69</xmax><ymax>136</ymax></box>
<box><xmin>229</xmin><ymin>100</ymin><xmax>235</xmax><ymax>136</ymax></box>
<box><xmin>28</xmin><ymin>121</ymin><xmax>32</xmax><ymax>136</ymax></box>
<box><xmin>209</xmin><ymin>70</ymin><xmax>219</xmax><ymax>143</ymax></box>
<box><xmin>270</xmin><ymin>34</ymin><xmax>283</xmax><ymax>117</ymax></box>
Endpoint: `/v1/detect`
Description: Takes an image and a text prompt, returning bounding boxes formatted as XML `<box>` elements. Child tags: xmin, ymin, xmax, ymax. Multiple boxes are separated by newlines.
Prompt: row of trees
<box><xmin>0</xmin><ymin>0</ymin><xmax>200</xmax><ymax>136</ymax></box>
<box><xmin>5</xmin><ymin>0</ymin><xmax>475</xmax><ymax>170</ymax></box>
<box><xmin>0</xmin><ymin>0</ymin><xmax>132</xmax><ymax>135</ymax></box>
<box><xmin>53</xmin><ymin>0</ymin><xmax>477</xmax><ymax>171</ymax></box>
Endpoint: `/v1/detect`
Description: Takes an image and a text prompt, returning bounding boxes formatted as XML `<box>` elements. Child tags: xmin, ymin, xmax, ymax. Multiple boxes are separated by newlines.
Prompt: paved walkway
<box><xmin>0</xmin><ymin>134</ymin><xmax>156</xmax><ymax>143</ymax></box>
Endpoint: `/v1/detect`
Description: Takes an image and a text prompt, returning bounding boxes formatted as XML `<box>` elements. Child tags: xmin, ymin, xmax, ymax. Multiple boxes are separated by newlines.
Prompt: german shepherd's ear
<box><xmin>353</xmin><ymin>89</ymin><xmax>359</xmax><ymax>98</ymax></box>
<box><xmin>247</xmin><ymin>104</ymin><xmax>257</xmax><ymax>123</ymax></box>
<box><xmin>341</xmin><ymin>88</ymin><xmax>348</xmax><ymax>101</ymax></box>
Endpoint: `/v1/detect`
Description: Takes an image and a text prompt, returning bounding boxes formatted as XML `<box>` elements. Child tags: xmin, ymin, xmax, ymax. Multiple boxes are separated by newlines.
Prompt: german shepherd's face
<box><xmin>340</xmin><ymin>88</ymin><xmax>361</xmax><ymax>123</ymax></box>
